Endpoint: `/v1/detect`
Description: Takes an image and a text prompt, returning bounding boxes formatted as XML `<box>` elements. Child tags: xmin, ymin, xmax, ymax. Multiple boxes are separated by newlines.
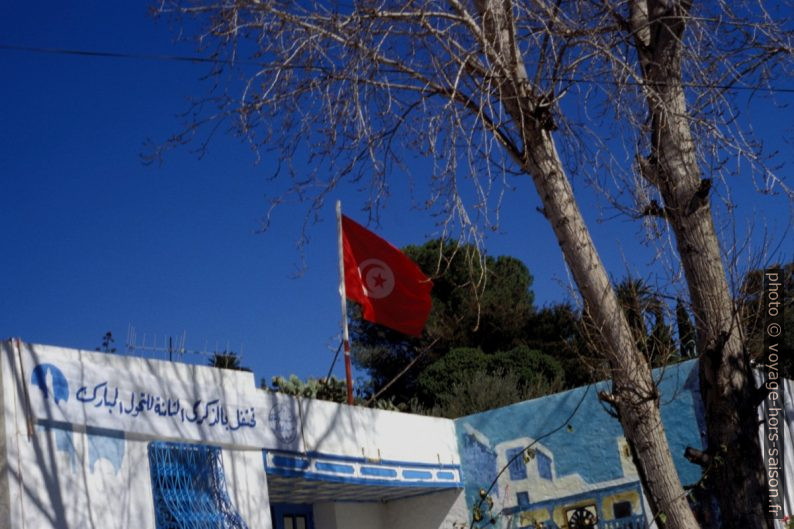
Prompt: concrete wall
<box><xmin>0</xmin><ymin>339</ymin><xmax>280</xmax><ymax>529</ymax></box>
<box><xmin>333</xmin><ymin>503</ymin><xmax>383</xmax><ymax>528</ymax></box>
<box><xmin>299</xmin><ymin>398</ymin><xmax>459</xmax><ymax>466</ymax></box>
<box><xmin>8</xmin><ymin>424</ymin><xmax>155</xmax><ymax>528</ymax></box>
<box><xmin>0</xmin><ymin>340</ymin><xmax>464</xmax><ymax>529</ymax></box>
<box><xmin>454</xmin><ymin>360</ymin><xmax>794</xmax><ymax>528</ymax></box>
<box><xmin>383</xmin><ymin>489</ymin><xmax>469</xmax><ymax>529</ymax></box>
<box><xmin>454</xmin><ymin>361</ymin><xmax>704</xmax><ymax>528</ymax></box>
<box><xmin>313</xmin><ymin>490</ymin><xmax>467</xmax><ymax>529</ymax></box>
<box><xmin>223</xmin><ymin>448</ymin><xmax>273</xmax><ymax>528</ymax></box>
<box><xmin>9</xmin><ymin>340</ymin><xmax>787</xmax><ymax>529</ymax></box>
<box><xmin>0</xmin><ymin>356</ymin><xmax>14</xmax><ymax>526</ymax></box>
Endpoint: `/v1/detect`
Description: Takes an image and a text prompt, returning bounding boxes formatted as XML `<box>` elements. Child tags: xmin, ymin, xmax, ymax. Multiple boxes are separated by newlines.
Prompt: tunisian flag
<box><xmin>342</xmin><ymin>215</ymin><xmax>432</xmax><ymax>336</ymax></box>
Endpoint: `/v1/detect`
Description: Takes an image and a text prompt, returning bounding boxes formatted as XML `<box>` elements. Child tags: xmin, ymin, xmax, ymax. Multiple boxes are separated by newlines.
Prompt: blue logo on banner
<box><xmin>31</xmin><ymin>364</ymin><xmax>69</xmax><ymax>404</ymax></box>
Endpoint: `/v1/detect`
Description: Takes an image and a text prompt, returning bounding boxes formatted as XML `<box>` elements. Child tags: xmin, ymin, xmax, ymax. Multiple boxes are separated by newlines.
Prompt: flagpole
<box><xmin>336</xmin><ymin>200</ymin><xmax>355</xmax><ymax>405</ymax></box>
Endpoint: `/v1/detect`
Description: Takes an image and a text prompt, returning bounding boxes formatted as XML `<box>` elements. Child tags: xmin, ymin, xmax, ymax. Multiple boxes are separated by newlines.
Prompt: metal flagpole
<box><xmin>336</xmin><ymin>200</ymin><xmax>355</xmax><ymax>405</ymax></box>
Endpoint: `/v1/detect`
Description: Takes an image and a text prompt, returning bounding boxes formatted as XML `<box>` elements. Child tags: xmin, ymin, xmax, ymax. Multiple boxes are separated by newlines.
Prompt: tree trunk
<box><xmin>469</xmin><ymin>1</ymin><xmax>699</xmax><ymax>525</ymax></box>
<box><xmin>628</xmin><ymin>1</ymin><xmax>770</xmax><ymax>526</ymax></box>
<box><xmin>665</xmin><ymin>158</ymin><xmax>769</xmax><ymax>529</ymax></box>
<box><xmin>526</xmin><ymin>132</ymin><xmax>699</xmax><ymax>528</ymax></box>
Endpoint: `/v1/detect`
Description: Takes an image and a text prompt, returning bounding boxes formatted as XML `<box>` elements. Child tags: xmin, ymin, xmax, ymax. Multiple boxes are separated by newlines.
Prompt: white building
<box><xmin>2</xmin><ymin>339</ymin><xmax>791</xmax><ymax>529</ymax></box>
<box><xmin>0</xmin><ymin>340</ymin><xmax>468</xmax><ymax>529</ymax></box>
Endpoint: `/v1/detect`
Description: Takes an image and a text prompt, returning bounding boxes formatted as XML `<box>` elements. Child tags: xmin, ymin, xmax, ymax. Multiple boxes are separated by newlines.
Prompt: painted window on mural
<box><xmin>516</xmin><ymin>491</ymin><xmax>530</xmax><ymax>508</ymax></box>
<box><xmin>506</xmin><ymin>447</ymin><xmax>527</xmax><ymax>480</ymax></box>
<box><xmin>613</xmin><ymin>501</ymin><xmax>633</xmax><ymax>519</ymax></box>
<box><xmin>148</xmin><ymin>441</ymin><xmax>248</xmax><ymax>529</ymax></box>
<box><xmin>536</xmin><ymin>450</ymin><xmax>552</xmax><ymax>480</ymax></box>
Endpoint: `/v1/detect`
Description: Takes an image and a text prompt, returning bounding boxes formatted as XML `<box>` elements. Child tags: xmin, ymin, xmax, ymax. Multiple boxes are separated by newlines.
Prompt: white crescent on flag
<box><xmin>341</xmin><ymin>213</ymin><xmax>432</xmax><ymax>336</ymax></box>
<box><xmin>358</xmin><ymin>258</ymin><xmax>395</xmax><ymax>299</ymax></box>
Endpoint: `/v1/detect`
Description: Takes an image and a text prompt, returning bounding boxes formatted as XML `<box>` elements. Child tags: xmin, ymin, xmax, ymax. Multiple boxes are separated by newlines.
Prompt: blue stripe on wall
<box><xmin>402</xmin><ymin>469</ymin><xmax>433</xmax><ymax>480</ymax></box>
<box><xmin>271</xmin><ymin>455</ymin><xmax>311</xmax><ymax>470</ymax></box>
<box><xmin>287</xmin><ymin>450</ymin><xmax>461</xmax><ymax>469</ymax></box>
<box><xmin>267</xmin><ymin>466</ymin><xmax>461</xmax><ymax>489</ymax></box>
<box><xmin>361</xmin><ymin>466</ymin><xmax>398</xmax><ymax>478</ymax></box>
<box><xmin>263</xmin><ymin>449</ymin><xmax>463</xmax><ymax>488</ymax></box>
<box><xmin>315</xmin><ymin>462</ymin><xmax>356</xmax><ymax>475</ymax></box>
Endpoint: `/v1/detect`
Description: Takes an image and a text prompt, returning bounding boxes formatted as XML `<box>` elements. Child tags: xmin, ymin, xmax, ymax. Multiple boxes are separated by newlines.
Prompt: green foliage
<box><xmin>352</xmin><ymin>240</ymin><xmax>703</xmax><ymax>416</ymax></box>
<box><xmin>525</xmin><ymin>303</ymin><xmax>599</xmax><ymax>387</ymax></box>
<box><xmin>351</xmin><ymin>239</ymin><xmax>537</xmax><ymax>403</ymax></box>
<box><xmin>266</xmin><ymin>374</ymin><xmax>402</xmax><ymax>410</ymax></box>
<box><xmin>417</xmin><ymin>346</ymin><xmax>563</xmax><ymax>408</ymax></box>
<box><xmin>209</xmin><ymin>352</ymin><xmax>251</xmax><ymax>372</ymax></box>
<box><xmin>408</xmin><ymin>241</ymin><xmax>535</xmax><ymax>354</ymax></box>
<box><xmin>96</xmin><ymin>331</ymin><xmax>117</xmax><ymax>354</ymax></box>
<box><xmin>269</xmin><ymin>374</ymin><xmax>350</xmax><ymax>402</ymax></box>
<box><xmin>425</xmin><ymin>367</ymin><xmax>565</xmax><ymax>418</ymax></box>
<box><xmin>614</xmin><ymin>278</ymin><xmax>679</xmax><ymax>368</ymax></box>
<box><xmin>351</xmin><ymin>238</ymin><xmax>611</xmax><ymax>413</ymax></box>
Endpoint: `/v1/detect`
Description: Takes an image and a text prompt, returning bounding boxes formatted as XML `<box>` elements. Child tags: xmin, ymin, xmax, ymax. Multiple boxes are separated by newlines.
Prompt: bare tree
<box><xmin>154</xmin><ymin>1</ymin><xmax>792</xmax><ymax>527</ymax></box>
<box><xmin>604</xmin><ymin>2</ymin><xmax>790</xmax><ymax>526</ymax></box>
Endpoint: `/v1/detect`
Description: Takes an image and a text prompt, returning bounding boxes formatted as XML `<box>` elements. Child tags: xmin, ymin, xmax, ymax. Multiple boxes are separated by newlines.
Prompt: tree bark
<box><xmin>525</xmin><ymin>131</ymin><xmax>699</xmax><ymax>529</ymax></box>
<box><xmin>654</xmin><ymin>101</ymin><xmax>768</xmax><ymax>529</ymax></box>
<box><xmin>629</xmin><ymin>1</ymin><xmax>770</xmax><ymax>526</ymax></box>
<box><xmin>469</xmin><ymin>1</ymin><xmax>699</xmax><ymax>526</ymax></box>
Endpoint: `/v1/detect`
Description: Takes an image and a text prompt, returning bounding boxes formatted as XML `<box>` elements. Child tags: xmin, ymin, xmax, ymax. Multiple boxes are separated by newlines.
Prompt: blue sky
<box><xmin>1</xmin><ymin>3</ymin><xmax>791</xmax><ymax>387</ymax></box>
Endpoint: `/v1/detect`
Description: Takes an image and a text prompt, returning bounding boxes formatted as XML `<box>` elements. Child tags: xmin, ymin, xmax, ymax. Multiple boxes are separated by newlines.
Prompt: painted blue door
<box><xmin>271</xmin><ymin>503</ymin><xmax>314</xmax><ymax>529</ymax></box>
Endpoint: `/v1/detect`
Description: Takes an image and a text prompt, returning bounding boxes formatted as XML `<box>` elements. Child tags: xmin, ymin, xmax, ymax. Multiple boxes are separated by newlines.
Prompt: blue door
<box><xmin>271</xmin><ymin>503</ymin><xmax>314</xmax><ymax>529</ymax></box>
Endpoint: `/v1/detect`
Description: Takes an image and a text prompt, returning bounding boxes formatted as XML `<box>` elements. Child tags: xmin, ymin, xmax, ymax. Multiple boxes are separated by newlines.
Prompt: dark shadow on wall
<box><xmin>3</xmin><ymin>341</ymin><xmax>70</xmax><ymax>529</ymax></box>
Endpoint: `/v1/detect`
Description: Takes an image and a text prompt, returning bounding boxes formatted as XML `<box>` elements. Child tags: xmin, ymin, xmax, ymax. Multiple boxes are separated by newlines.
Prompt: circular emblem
<box><xmin>268</xmin><ymin>403</ymin><xmax>298</xmax><ymax>444</ymax></box>
<box><xmin>358</xmin><ymin>258</ymin><xmax>395</xmax><ymax>299</ymax></box>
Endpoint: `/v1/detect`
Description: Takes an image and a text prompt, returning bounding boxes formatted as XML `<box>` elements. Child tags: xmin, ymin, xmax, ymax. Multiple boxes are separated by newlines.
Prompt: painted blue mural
<box><xmin>39</xmin><ymin>424</ymin><xmax>127</xmax><ymax>475</ymax></box>
<box><xmin>87</xmin><ymin>428</ymin><xmax>126</xmax><ymax>474</ymax></box>
<box><xmin>454</xmin><ymin>360</ymin><xmax>705</xmax><ymax>529</ymax></box>
<box><xmin>460</xmin><ymin>425</ymin><xmax>499</xmax><ymax>498</ymax></box>
<box><xmin>31</xmin><ymin>363</ymin><xmax>69</xmax><ymax>404</ymax></box>
<box><xmin>36</xmin><ymin>424</ymin><xmax>78</xmax><ymax>472</ymax></box>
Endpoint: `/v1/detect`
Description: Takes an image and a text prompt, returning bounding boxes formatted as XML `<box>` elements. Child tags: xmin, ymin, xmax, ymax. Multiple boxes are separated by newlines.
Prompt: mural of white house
<box><xmin>453</xmin><ymin>360</ymin><xmax>786</xmax><ymax>529</ymax></box>
<box><xmin>486</xmin><ymin>433</ymin><xmax>645</xmax><ymax>529</ymax></box>
<box><xmin>1</xmin><ymin>340</ymin><xmax>792</xmax><ymax>529</ymax></box>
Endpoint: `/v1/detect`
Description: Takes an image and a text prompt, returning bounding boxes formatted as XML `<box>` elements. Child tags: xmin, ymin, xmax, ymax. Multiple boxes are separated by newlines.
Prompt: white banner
<box><xmin>11</xmin><ymin>342</ymin><xmax>303</xmax><ymax>451</ymax></box>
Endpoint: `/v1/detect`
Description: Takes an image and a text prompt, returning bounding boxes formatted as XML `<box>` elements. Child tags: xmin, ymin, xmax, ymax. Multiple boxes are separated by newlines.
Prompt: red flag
<box><xmin>342</xmin><ymin>215</ymin><xmax>432</xmax><ymax>336</ymax></box>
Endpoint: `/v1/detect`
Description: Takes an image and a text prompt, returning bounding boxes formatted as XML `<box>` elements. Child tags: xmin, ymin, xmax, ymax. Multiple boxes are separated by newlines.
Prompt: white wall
<box><xmin>336</xmin><ymin>503</ymin><xmax>384</xmax><ymax>528</ymax></box>
<box><xmin>1</xmin><ymin>340</ymin><xmax>464</xmax><ymax>529</ymax></box>
<box><xmin>0</xmin><ymin>340</ymin><xmax>272</xmax><ymax>529</ymax></box>
<box><xmin>0</xmin><ymin>348</ymin><xmax>13</xmax><ymax>526</ymax></box>
<box><xmin>1</xmin><ymin>341</ymin><xmax>154</xmax><ymax>528</ymax></box>
<box><xmin>299</xmin><ymin>398</ymin><xmax>459</xmax><ymax>466</ymax></box>
<box><xmin>384</xmin><ymin>490</ymin><xmax>469</xmax><ymax>529</ymax></box>
<box><xmin>11</xmin><ymin>426</ymin><xmax>154</xmax><ymax>528</ymax></box>
<box><xmin>13</xmin><ymin>340</ymin><xmax>460</xmax><ymax>465</ymax></box>
<box><xmin>314</xmin><ymin>501</ymin><xmax>384</xmax><ymax>529</ymax></box>
<box><xmin>313</xmin><ymin>502</ymin><xmax>339</xmax><ymax>529</ymax></box>
<box><xmin>312</xmin><ymin>490</ymin><xmax>467</xmax><ymax>529</ymax></box>
<box><xmin>223</xmin><ymin>448</ymin><xmax>272</xmax><ymax>528</ymax></box>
